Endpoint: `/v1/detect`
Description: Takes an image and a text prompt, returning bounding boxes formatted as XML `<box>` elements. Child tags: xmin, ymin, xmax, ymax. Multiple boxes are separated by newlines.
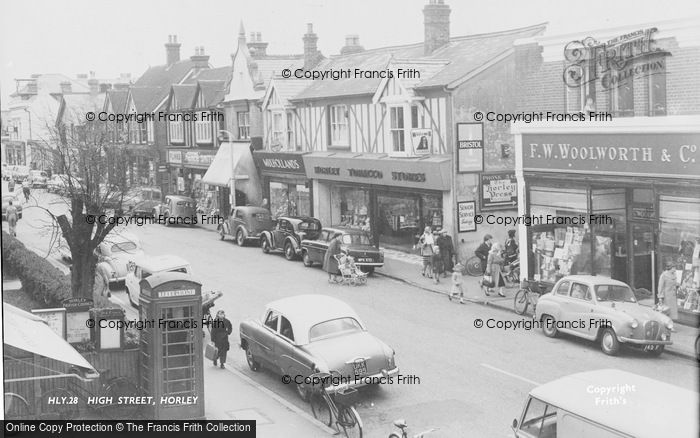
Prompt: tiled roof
<box><xmin>253</xmin><ymin>57</ymin><xmax>304</xmax><ymax>88</ymax></box>
<box><xmin>105</xmin><ymin>89</ymin><xmax>128</xmax><ymax>113</ymax></box>
<box><xmin>171</xmin><ymin>84</ymin><xmax>197</xmax><ymax>110</ymax></box>
<box><xmin>134</xmin><ymin>59</ymin><xmax>198</xmax><ymax>87</ymax></box>
<box><xmin>265</xmin><ymin>77</ymin><xmax>313</xmax><ymax>107</ymax></box>
<box><xmin>198</xmin><ymin>80</ymin><xmax>228</xmax><ymax>107</ymax></box>
<box><xmin>130</xmin><ymin>86</ymin><xmax>166</xmax><ymax>113</ymax></box>
<box><xmin>188</xmin><ymin>66</ymin><xmax>231</xmax><ymax>83</ymax></box>
<box><xmin>60</xmin><ymin>93</ymin><xmax>105</xmax><ymax>125</ymax></box>
<box><xmin>292</xmin><ymin>23</ymin><xmax>546</xmax><ymax>100</ymax></box>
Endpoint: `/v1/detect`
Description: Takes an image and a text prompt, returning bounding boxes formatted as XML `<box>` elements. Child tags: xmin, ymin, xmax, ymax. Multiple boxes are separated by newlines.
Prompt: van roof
<box><xmin>530</xmin><ymin>369</ymin><xmax>698</xmax><ymax>438</ymax></box>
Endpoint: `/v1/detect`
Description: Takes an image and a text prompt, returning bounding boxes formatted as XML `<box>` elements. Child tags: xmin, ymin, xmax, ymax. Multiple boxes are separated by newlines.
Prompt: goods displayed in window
<box><xmin>532</xmin><ymin>226</ymin><xmax>603</xmax><ymax>283</ymax></box>
<box><xmin>270</xmin><ymin>182</ymin><xmax>310</xmax><ymax>218</ymax></box>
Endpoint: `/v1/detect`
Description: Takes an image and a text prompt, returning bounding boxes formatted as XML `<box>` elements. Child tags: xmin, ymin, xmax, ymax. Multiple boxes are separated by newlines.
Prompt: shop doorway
<box><xmin>630</xmin><ymin>222</ymin><xmax>656</xmax><ymax>293</ymax></box>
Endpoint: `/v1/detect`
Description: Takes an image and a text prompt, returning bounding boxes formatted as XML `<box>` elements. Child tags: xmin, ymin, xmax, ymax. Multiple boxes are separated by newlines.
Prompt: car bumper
<box><xmin>354</xmin><ymin>262</ymin><xmax>384</xmax><ymax>267</ymax></box>
<box><xmin>326</xmin><ymin>366</ymin><xmax>400</xmax><ymax>394</ymax></box>
<box><xmin>618</xmin><ymin>336</ymin><xmax>673</xmax><ymax>346</ymax></box>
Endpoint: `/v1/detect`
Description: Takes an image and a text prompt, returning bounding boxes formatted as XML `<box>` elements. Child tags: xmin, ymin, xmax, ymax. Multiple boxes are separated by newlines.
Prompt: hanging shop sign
<box><xmin>411</xmin><ymin>129</ymin><xmax>433</xmax><ymax>156</ymax></box>
<box><xmin>457</xmin><ymin>123</ymin><xmax>484</xmax><ymax>173</ymax></box>
<box><xmin>522</xmin><ymin>133</ymin><xmax>700</xmax><ymax>179</ymax></box>
<box><xmin>457</xmin><ymin>201</ymin><xmax>477</xmax><ymax>233</ymax></box>
<box><xmin>480</xmin><ymin>172</ymin><xmax>517</xmax><ymax>210</ymax></box>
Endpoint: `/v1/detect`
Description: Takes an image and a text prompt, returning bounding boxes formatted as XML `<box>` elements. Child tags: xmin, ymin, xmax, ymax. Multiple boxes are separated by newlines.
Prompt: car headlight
<box><xmin>630</xmin><ymin>319</ymin><xmax>639</xmax><ymax>329</ymax></box>
<box><xmin>666</xmin><ymin>321</ymin><xmax>674</xmax><ymax>331</ymax></box>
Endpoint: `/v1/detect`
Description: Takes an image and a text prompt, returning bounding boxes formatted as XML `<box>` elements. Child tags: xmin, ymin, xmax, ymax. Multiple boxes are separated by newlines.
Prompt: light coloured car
<box><xmin>94</xmin><ymin>231</ymin><xmax>144</xmax><ymax>285</ymax></box>
<box><xmin>239</xmin><ymin>294</ymin><xmax>399</xmax><ymax>400</ymax></box>
<box><xmin>28</xmin><ymin>170</ymin><xmax>48</xmax><ymax>188</ymax></box>
<box><xmin>512</xmin><ymin>369</ymin><xmax>699</xmax><ymax>438</ymax></box>
<box><xmin>124</xmin><ymin>254</ymin><xmax>193</xmax><ymax>307</ymax></box>
<box><xmin>535</xmin><ymin>275</ymin><xmax>674</xmax><ymax>356</ymax></box>
<box><xmin>155</xmin><ymin>195</ymin><xmax>196</xmax><ymax>227</ymax></box>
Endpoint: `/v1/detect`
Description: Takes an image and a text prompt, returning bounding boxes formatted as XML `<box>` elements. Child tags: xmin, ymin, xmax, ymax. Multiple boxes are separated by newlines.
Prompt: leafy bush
<box><xmin>1</xmin><ymin>231</ymin><xmax>72</xmax><ymax>306</ymax></box>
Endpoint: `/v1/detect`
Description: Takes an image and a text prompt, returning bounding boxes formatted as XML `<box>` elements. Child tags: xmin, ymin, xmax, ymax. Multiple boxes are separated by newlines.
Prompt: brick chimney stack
<box><xmin>59</xmin><ymin>81</ymin><xmax>72</xmax><ymax>94</ymax></box>
<box><xmin>303</xmin><ymin>23</ymin><xmax>323</xmax><ymax>69</ymax></box>
<box><xmin>340</xmin><ymin>35</ymin><xmax>364</xmax><ymax>55</ymax></box>
<box><xmin>88</xmin><ymin>71</ymin><xmax>99</xmax><ymax>95</ymax></box>
<box><xmin>247</xmin><ymin>32</ymin><xmax>269</xmax><ymax>59</ymax></box>
<box><xmin>424</xmin><ymin>0</ymin><xmax>451</xmax><ymax>55</ymax></box>
<box><xmin>165</xmin><ymin>35</ymin><xmax>181</xmax><ymax>65</ymax></box>
<box><xmin>190</xmin><ymin>46</ymin><xmax>210</xmax><ymax>68</ymax></box>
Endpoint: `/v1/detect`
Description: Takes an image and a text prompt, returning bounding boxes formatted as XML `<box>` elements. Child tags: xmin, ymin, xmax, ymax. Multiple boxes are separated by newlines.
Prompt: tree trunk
<box><xmin>72</xmin><ymin>249</ymin><xmax>97</xmax><ymax>299</ymax></box>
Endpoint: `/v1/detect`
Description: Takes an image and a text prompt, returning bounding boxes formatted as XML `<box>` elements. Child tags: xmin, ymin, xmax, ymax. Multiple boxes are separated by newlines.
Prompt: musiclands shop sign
<box><xmin>523</xmin><ymin>133</ymin><xmax>700</xmax><ymax>179</ymax></box>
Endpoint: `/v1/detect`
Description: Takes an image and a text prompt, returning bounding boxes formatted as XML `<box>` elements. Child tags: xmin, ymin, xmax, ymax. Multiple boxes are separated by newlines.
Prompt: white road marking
<box><xmin>481</xmin><ymin>363</ymin><xmax>541</xmax><ymax>386</ymax></box>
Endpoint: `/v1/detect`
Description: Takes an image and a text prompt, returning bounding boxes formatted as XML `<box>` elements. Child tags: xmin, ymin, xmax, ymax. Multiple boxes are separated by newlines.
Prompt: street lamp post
<box><xmin>218</xmin><ymin>130</ymin><xmax>236</xmax><ymax>209</ymax></box>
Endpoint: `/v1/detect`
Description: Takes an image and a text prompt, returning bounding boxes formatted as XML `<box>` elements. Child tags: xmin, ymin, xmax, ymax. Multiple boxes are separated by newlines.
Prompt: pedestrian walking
<box><xmin>475</xmin><ymin>234</ymin><xmax>493</xmax><ymax>274</ymax></box>
<box><xmin>417</xmin><ymin>226</ymin><xmax>435</xmax><ymax>278</ymax></box>
<box><xmin>504</xmin><ymin>229</ymin><xmax>518</xmax><ymax>265</ymax></box>
<box><xmin>323</xmin><ymin>232</ymin><xmax>342</xmax><ymax>282</ymax></box>
<box><xmin>449</xmin><ymin>262</ymin><xmax>465</xmax><ymax>304</ymax></box>
<box><xmin>437</xmin><ymin>229</ymin><xmax>455</xmax><ymax>276</ymax></box>
<box><xmin>6</xmin><ymin>200</ymin><xmax>18</xmax><ymax>237</ymax></box>
<box><xmin>484</xmin><ymin>242</ymin><xmax>506</xmax><ymax>297</ymax></box>
<box><xmin>210</xmin><ymin>310</ymin><xmax>233</xmax><ymax>368</ymax></box>
<box><xmin>431</xmin><ymin>242</ymin><xmax>444</xmax><ymax>284</ymax></box>
<box><xmin>657</xmin><ymin>260</ymin><xmax>679</xmax><ymax>320</ymax></box>
<box><xmin>22</xmin><ymin>180</ymin><xmax>31</xmax><ymax>202</ymax></box>
<box><xmin>8</xmin><ymin>177</ymin><xmax>15</xmax><ymax>193</ymax></box>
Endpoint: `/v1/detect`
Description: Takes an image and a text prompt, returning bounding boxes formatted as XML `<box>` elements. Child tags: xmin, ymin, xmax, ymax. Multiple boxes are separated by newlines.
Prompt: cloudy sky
<box><xmin>1</xmin><ymin>0</ymin><xmax>698</xmax><ymax>105</ymax></box>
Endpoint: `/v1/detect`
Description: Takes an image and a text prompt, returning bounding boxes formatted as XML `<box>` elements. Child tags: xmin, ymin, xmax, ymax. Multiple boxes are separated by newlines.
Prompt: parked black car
<box><xmin>301</xmin><ymin>227</ymin><xmax>384</xmax><ymax>274</ymax></box>
<box><xmin>219</xmin><ymin>206</ymin><xmax>274</xmax><ymax>246</ymax></box>
<box><xmin>260</xmin><ymin>216</ymin><xmax>322</xmax><ymax>261</ymax></box>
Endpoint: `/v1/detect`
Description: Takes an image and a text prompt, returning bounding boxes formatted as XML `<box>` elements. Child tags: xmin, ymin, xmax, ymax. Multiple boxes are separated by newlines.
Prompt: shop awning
<box><xmin>3</xmin><ymin>303</ymin><xmax>97</xmax><ymax>373</ymax></box>
<box><xmin>202</xmin><ymin>142</ymin><xmax>250</xmax><ymax>187</ymax></box>
<box><xmin>302</xmin><ymin>152</ymin><xmax>452</xmax><ymax>191</ymax></box>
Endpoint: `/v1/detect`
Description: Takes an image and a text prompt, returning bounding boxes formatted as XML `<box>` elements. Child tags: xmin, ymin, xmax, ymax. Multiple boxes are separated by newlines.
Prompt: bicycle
<box><xmin>308</xmin><ymin>371</ymin><xmax>363</xmax><ymax>438</ymax></box>
<box><xmin>388</xmin><ymin>418</ymin><xmax>439</xmax><ymax>438</ymax></box>
<box><xmin>513</xmin><ymin>279</ymin><xmax>551</xmax><ymax>315</ymax></box>
<box><xmin>464</xmin><ymin>255</ymin><xmax>484</xmax><ymax>277</ymax></box>
<box><xmin>44</xmin><ymin>367</ymin><xmax>141</xmax><ymax>419</ymax></box>
<box><xmin>4</xmin><ymin>392</ymin><xmax>32</xmax><ymax>420</ymax></box>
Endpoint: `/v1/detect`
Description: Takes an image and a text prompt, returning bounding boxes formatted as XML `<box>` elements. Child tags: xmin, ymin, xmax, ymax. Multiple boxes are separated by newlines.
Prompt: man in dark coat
<box><xmin>475</xmin><ymin>234</ymin><xmax>493</xmax><ymax>274</ymax></box>
<box><xmin>323</xmin><ymin>233</ymin><xmax>342</xmax><ymax>282</ymax></box>
<box><xmin>437</xmin><ymin>229</ymin><xmax>455</xmax><ymax>276</ymax></box>
<box><xmin>210</xmin><ymin>310</ymin><xmax>233</xmax><ymax>368</ymax></box>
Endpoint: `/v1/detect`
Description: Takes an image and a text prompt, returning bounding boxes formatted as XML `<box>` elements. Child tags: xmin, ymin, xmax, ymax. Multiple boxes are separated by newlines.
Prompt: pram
<box><xmin>333</xmin><ymin>254</ymin><xmax>368</xmax><ymax>286</ymax></box>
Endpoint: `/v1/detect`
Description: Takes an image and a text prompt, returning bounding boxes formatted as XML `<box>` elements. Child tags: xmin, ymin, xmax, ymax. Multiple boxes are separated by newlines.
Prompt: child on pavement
<box><xmin>449</xmin><ymin>262</ymin><xmax>465</xmax><ymax>304</ymax></box>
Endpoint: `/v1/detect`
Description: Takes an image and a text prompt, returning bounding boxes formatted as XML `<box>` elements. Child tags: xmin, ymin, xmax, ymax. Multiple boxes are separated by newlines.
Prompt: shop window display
<box><xmin>659</xmin><ymin>195</ymin><xmax>700</xmax><ymax>315</ymax></box>
<box><xmin>270</xmin><ymin>182</ymin><xmax>310</xmax><ymax>218</ymax></box>
<box><xmin>334</xmin><ymin>187</ymin><xmax>370</xmax><ymax>230</ymax></box>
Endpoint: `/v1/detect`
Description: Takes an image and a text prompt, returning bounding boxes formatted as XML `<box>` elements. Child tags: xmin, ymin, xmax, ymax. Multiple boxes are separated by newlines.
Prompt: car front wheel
<box><xmin>302</xmin><ymin>251</ymin><xmax>313</xmax><ymax>267</ymax></box>
<box><xmin>600</xmin><ymin>328</ymin><xmax>620</xmax><ymax>356</ymax></box>
<box><xmin>284</xmin><ymin>242</ymin><xmax>296</xmax><ymax>261</ymax></box>
<box><xmin>261</xmin><ymin>237</ymin><xmax>271</xmax><ymax>254</ymax></box>
<box><xmin>245</xmin><ymin>347</ymin><xmax>260</xmax><ymax>371</ymax></box>
<box><xmin>541</xmin><ymin>315</ymin><xmax>558</xmax><ymax>338</ymax></box>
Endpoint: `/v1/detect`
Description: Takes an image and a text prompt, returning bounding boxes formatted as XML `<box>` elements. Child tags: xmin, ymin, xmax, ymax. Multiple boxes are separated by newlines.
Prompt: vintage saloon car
<box><xmin>239</xmin><ymin>295</ymin><xmax>399</xmax><ymax>400</ymax></box>
<box><xmin>218</xmin><ymin>206</ymin><xmax>274</xmax><ymax>246</ymax></box>
<box><xmin>154</xmin><ymin>195</ymin><xmax>197</xmax><ymax>227</ymax></box>
<box><xmin>94</xmin><ymin>231</ymin><xmax>144</xmax><ymax>285</ymax></box>
<box><xmin>534</xmin><ymin>275</ymin><xmax>674</xmax><ymax>356</ymax></box>
<box><xmin>125</xmin><ymin>254</ymin><xmax>193</xmax><ymax>307</ymax></box>
<box><xmin>260</xmin><ymin>216</ymin><xmax>322</xmax><ymax>260</ymax></box>
<box><xmin>301</xmin><ymin>227</ymin><xmax>384</xmax><ymax>274</ymax></box>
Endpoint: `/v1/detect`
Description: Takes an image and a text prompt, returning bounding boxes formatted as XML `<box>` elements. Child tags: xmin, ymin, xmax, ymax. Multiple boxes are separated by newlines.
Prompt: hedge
<box><xmin>1</xmin><ymin>231</ymin><xmax>72</xmax><ymax>306</ymax></box>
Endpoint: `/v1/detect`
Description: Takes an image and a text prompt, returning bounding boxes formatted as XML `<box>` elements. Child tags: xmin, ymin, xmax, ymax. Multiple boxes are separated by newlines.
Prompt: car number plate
<box><xmin>353</xmin><ymin>359</ymin><xmax>367</xmax><ymax>376</ymax></box>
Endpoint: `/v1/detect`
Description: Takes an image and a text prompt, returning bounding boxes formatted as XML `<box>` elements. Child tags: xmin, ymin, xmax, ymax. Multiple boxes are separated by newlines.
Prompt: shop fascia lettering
<box><xmin>262</xmin><ymin>158</ymin><xmax>301</xmax><ymax>170</ymax></box>
<box><xmin>528</xmin><ymin>143</ymin><xmax>698</xmax><ymax>163</ymax></box>
<box><xmin>314</xmin><ymin>166</ymin><xmax>426</xmax><ymax>182</ymax></box>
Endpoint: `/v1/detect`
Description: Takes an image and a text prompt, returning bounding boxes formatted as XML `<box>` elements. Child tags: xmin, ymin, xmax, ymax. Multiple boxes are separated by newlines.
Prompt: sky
<box><xmin>1</xmin><ymin>0</ymin><xmax>699</xmax><ymax>106</ymax></box>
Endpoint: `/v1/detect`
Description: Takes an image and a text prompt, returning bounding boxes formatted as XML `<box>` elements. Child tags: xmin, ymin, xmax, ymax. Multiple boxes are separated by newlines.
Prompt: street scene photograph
<box><xmin>1</xmin><ymin>0</ymin><xmax>699</xmax><ymax>436</ymax></box>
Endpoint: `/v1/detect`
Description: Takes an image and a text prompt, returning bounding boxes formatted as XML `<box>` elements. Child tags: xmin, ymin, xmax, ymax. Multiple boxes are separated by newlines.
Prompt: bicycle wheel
<box><xmin>4</xmin><ymin>393</ymin><xmax>31</xmax><ymax>420</ymax></box>
<box><xmin>514</xmin><ymin>289</ymin><xmax>529</xmax><ymax>315</ymax></box>
<box><xmin>465</xmin><ymin>256</ymin><xmax>483</xmax><ymax>277</ymax></box>
<box><xmin>102</xmin><ymin>377</ymin><xmax>140</xmax><ymax>419</ymax></box>
<box><xmin>337</xmin><ymin>405</ymin><xmax>363</xmax><ymax>438</ymax></box>
<box><xmin>39</xmin><ymin>388</ymin><xmax>79</xmax><ymax>420</ymax></box>
<box><xmin>310</xmin><ymin>393</ymin><xmax>332</xmax><ymax>427</ymax></box>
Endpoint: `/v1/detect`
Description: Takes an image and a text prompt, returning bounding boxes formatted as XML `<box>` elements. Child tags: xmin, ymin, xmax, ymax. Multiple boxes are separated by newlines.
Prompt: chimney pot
<box><xmin>256</xmin><ymin>32</ymin><xmax>262</xmax><ymax>42</ymax></box>
<box><xmin>423</xmin><ymin>0</ymin><xmax>451</xmax><ymax>55</ymax></box>
<box><xmin>60</xmin><ymin>81</ymin><xmax>72</xmax><ymax>94</ymax></box>
<box><xmin>307</xmin><ymin>23</ymin><xmax>313</xmax><ymax>33</ymax></box>
<box><xmin>165</xmin><ymin>34</ymin><xmax>182</xmax><ymax>65</ymax></box>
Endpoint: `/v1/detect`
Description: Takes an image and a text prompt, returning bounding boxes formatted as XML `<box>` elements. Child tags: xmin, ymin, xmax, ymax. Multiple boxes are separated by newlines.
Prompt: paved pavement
<box><xmin>375</xmin><ymin>255</ymin><xmax>700</xmax><ymax>360</ymax></box>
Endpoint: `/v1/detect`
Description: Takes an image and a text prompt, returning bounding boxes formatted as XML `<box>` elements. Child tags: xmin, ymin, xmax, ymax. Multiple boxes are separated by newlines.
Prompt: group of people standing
<box><xmin>475</xmin><ymin>230</ymin><xmax>518</xmax><ymax>297</ymax></box>
<box><xmin>416</xmin><ymin>226</ymin><xmax>456</xmax><ymax>285</ymax></box>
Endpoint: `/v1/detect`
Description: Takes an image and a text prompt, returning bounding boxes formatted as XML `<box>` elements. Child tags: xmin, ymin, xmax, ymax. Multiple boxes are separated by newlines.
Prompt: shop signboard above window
<box><xmin>457</xmin><ymin>122</ymin><xmax>484</xmax><ymax>173</ymax></box>
<box><xmin>253</xmin><ymin>151</ymin><xmax>307</xmax><ymax>175</ymax></box>
<box><xmin>481</xmin><ymin>172</ymin><xmax>517</xmax><ymax>210</ymax></box>
<box><xmin>168</xmin><ymin>150</ymin><xmax>182</xmax><ymax>164</ymax></box>
<box><xmin>523</xmin><ymin>133</ymin><xmax>700</xmax><ymax>179</ymax></box>
<box><xmin>411</xmin><ymin>129</ymin><xmax>432</xmax><ymax>156</ymax></box>
<box><xmin>183</xmin><ymin>150</ymin><xmax>215</xmax><ymax>167</ymax></box>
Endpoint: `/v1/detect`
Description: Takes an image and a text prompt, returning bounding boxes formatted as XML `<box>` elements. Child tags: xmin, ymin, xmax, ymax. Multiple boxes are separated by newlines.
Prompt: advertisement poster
<box><xmin>481</xmin><ymin>172</ymin><xmax>518</xmax><ymax>210</ymax></box>
<box><xmin>411</xmin><ymin>129</ymin><xmax>433</xmax><ymax>155</ymax></box>
<box><xmin>457</xmin><ymin>201</ymin><xmax>476</xmax><ymax>232</ymax></box>
<box><xmin>457</xmin><ymin>123</ymin><xmax>484</xmax><ymax>173</ymax></box>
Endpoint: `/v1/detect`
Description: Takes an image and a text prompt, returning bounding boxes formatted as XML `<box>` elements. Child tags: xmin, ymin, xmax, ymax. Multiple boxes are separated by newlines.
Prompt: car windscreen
<box><xmin>111</xmin><ymin>242</ymin><xmax>139</xmax><ymax>253</ymax></box>
<box><xmin>308</xmin><ymin>317</ymin><xmax>363</xmax><ymax>342</ymax></box>
<box><xmin>341</xmin><ymin>234</ymin><xmax>371</xmax><ymax>245</ymax></box>
<box><xmin>595</xmin><ymin>285</ymin><xmax>637</xmax><ymax>303</ymax></box>
<box><xmin>299</xmin><ymin>221</ymin><xmax>320</xmax><ymax>231</ymax></box>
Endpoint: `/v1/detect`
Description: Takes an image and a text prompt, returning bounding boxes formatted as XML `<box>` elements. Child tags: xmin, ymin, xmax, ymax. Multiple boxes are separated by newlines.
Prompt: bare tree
<box><xmin>42</xmin><ymin>109</ymin><xmax>132</xmax><ymax>299</ymax></box>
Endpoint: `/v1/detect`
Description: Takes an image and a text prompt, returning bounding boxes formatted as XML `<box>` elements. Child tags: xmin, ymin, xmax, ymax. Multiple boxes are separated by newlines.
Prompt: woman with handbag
<box><xmin>417</xmin><ymin>226</ymin><xmax>435</xmax><ymax>278</ymax></box>
<box><xmin>483</xmin><ymin>243</ymin><xmax>506</xmax><ymax>297</ymax></box>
